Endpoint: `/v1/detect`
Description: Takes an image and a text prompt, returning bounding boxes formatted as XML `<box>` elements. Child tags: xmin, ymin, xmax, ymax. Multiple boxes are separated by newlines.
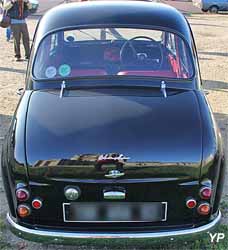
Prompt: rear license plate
<box><xmin>63</xmin><ymin>202</ymin><xmax>167</xmax><ymax>222</ymax></box>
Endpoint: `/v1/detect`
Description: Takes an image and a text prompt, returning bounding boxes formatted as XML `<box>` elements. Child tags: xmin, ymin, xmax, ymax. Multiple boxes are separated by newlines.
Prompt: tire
<box><xmin>209</xmin><ymin>5</ymin><xmax>219</xmax><ymax>14</ymax></box>
<box><xmin>201</xmin><ymin>9</ymin><xmax>208</xmax><ymax>13</ymax></box>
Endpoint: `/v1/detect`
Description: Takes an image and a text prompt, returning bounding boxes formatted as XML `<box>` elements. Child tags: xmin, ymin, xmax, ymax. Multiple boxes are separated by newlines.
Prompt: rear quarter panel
<box><xmin>1</xmin><ymin>91</ymin><xmax>33</xmax><ymax>219</ymax></box>
<box><xmin>195</xmin><ymin>90</ymin><xmax>225</xmax><ymax>214</ymax></box>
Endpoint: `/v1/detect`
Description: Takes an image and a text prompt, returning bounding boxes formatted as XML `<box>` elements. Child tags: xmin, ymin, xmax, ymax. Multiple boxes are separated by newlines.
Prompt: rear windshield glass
<box><xmin>33</xmin><ymin>28</ymin><xmax>194</xmax><ymax>79</ymax></box>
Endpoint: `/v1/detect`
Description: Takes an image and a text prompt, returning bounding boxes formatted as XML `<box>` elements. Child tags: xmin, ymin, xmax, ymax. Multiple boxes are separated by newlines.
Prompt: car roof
<box><xmin>35</xmin><ymin>1</ymin><xmax>192</xmax><ymax>44</ymax></box>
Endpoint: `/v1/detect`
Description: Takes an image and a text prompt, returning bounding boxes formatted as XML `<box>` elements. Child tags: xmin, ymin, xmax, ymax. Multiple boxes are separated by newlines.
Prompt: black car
<box><xmin>1</xmin><ymin>1</ymin><xmax>226</xmax><ymax>244</ymax></box>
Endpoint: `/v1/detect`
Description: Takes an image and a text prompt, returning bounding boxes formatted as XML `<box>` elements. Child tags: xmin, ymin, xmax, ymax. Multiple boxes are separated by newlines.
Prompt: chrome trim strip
<box><xmin>162</xmin><ymin>202</ymin><xmax>168</xmax><ymax>221</ymax></box>
<box><xmin>62</xmin><ymin>202</ymin><xmax>168</xmax><ymax>223</ymax></box>
<box><xmin>62</xmin><ymin>203</ymin><xmax>69</xmax><ymax>223</ymax></box>
<box><xmin>7</xmin><ymin>211</ymin><xmax>221</xmax><ymax>240</ymax></box>
<box><xmin>29</xmin><ymin>181</ymin><xmax>50</xmax><ymax>187</ymax></box>
<box><xmin>104</xmin><ymin>171</ymin><xmax>125</xmax><ymax>179</ymax></box>
<box><xmin>50</xmin><ymin>177</ymin><xmax>179</xmax><ymax>183</ymax></box>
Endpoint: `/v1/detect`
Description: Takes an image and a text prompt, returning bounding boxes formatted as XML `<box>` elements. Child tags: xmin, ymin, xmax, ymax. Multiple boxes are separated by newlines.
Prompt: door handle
<box><xmin>103</xmin><ymin>191</ymin><xmax>126</xmax><ymax>200</ymax></box>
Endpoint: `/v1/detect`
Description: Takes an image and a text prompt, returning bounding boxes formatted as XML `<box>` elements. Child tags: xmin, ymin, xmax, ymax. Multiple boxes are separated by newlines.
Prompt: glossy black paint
<box><xmin>1</xmin><ymin>0</ymin><xmax>225</xmax><ymax>240</ymax></box>
<box><xmin>34</xmin><ymin>1</ymin><xmax>192</xmax><ymax>45</ymax></box>
<box><xmin>26</xmin><ymin>89</ymin><xmax>202</xmax><ymax>168</ymax></box>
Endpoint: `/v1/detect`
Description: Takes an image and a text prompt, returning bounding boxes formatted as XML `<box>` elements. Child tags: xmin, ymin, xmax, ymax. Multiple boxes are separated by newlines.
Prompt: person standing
<box><xmin>0</xmin><ymin>0</ymin><xmax>12</xmax><ymax>41</ymax></box>
<box><xmin>3</xmin><ymin>0</ymin><xmax>31</xmax><ymax>61</ymax></box>
<box><xmin>6</xmin><ymin>26</ymin><xmax>12</xmax><ymax>41</ymax></box>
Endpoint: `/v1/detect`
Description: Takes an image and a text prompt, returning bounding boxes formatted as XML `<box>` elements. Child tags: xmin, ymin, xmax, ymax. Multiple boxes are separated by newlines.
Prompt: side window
<box><xmin>178</xmin><ymin>39</ymin><xmax>193</xmax><ymax>78</ymax></box>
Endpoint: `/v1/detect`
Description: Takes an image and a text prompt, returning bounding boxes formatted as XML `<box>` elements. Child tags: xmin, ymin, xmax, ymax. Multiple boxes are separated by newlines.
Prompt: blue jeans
<box><xmin>6</xmin><ymin>27</ymin><xmax>12</xmax><ymax>41</ymax></box>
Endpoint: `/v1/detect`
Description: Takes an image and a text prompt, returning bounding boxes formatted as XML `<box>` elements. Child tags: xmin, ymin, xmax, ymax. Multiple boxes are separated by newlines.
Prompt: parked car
<box><xmin>193</xmin><ymin>0</ymin><xmax>228</xmax><ymax>13</ymax></box>
<box><xmin>1</xmin><ymin>1</ymin><xmax>226</xmax><ymax>244</ymax></box>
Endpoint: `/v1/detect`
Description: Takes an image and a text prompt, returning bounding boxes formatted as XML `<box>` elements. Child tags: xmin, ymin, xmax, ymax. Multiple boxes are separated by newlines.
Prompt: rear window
<box><xmin>33</xmin><ymin>27</ymin><xmax>194</xmax><ymax>80</ymax></box>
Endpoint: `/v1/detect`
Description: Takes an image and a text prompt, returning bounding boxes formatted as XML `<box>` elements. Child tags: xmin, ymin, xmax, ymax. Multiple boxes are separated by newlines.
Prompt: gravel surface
<box><xmin>0</xmin><ymin>14</ymin><xmax>227</xmax><ymax>250</ymax></box>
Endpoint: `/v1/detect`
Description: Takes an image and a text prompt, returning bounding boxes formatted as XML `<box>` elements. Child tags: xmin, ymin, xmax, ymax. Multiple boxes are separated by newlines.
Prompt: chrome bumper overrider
<box><xmin>7</xmin><ymin>211</ymin><xmax>221</xmax><ymax>244</ymax></box>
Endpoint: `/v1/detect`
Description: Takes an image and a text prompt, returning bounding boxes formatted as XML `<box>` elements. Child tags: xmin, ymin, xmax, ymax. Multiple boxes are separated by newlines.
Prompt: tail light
<box><xmin>186</xmin><ymin>198</ymin><xmax>197</xmax><ymax>209</ymax></box>
<box><xmin>199</xmin><ymin>187</ymin><xmax>212</xmax><ymax>200</ymax></box>
<box><xmin>197</xmin><ymin>202</ymin><xmax>210</xmax><ymax>215</ymax></box>
<box><xmin>17</xmin><ymin>204</ymin><xmax>31</xmax><ymax>218</ymax></box>
<box><xmin>16</xmin><ymin>188</ymin><xmax>30</xmax><ymax>201</ymax></box>
<box><xmin>32</xmin><ymin>199</ymin><xmax>42</xmax><ymax>209</ymax></box>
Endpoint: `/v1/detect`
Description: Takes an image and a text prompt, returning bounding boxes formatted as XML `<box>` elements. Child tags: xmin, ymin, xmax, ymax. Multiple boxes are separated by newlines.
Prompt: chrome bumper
<box><xmin>7</xmin><ymin>211</ymin><xmax>221</xmax><ymax>244</ymax></box>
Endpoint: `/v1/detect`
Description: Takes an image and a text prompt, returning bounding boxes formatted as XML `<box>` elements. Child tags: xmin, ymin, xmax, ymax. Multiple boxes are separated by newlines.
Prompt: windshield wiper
<box><xmin>59</xmin><ymin>80</ymin><xmax>168</xmax><ymax>98</ymax></box>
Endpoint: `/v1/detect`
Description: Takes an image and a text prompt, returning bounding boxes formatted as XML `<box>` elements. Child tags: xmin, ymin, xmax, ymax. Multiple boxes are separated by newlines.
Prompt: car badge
<box><xmin>98</xmin><ymin>153</ymin><xmax>130</xmax><ymax>164</ymax></box>
<box><xmin>105</xmin><ymin>170</ymin><xmax>125</xmax><ymax>178</ymax></box>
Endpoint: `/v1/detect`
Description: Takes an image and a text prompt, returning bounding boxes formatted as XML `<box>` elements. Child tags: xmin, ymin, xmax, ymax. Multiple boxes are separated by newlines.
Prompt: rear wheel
<box><xmin>209</xmin><ymin>5</ymin><xmax>219</xmax><ymax>14</ymax></box>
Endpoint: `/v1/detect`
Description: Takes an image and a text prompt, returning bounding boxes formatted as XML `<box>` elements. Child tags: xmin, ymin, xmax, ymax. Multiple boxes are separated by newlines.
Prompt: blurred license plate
<box><xmin>63</xmin><ymin>202</ymin><xmax>167</xmax><ymax>222</ymax></box>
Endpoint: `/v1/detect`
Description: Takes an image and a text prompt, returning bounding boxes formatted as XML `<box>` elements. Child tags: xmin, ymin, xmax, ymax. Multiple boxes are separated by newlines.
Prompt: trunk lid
<box><xmin>26</xmin><ymin>88</ymin><xmax>202</xmax><ymax>181</ymax></box>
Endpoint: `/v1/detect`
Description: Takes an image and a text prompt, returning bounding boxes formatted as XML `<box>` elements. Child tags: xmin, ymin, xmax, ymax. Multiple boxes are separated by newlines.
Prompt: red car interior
<box><xmin>70</xmin><ymin>69</ymin><xmax>108</xmax><ymax>76</ymax></box>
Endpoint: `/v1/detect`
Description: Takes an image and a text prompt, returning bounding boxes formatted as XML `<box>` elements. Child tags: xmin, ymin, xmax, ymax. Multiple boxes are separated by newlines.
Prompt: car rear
<box><xmin>5</xmin><ymin>2</ymin><xmax>222</xmax><ymax>243</ymax></box>
<box><xmin>7</xmin><ymin>87</ymin><xmax>220</xmax><ymax>238</ymax></box>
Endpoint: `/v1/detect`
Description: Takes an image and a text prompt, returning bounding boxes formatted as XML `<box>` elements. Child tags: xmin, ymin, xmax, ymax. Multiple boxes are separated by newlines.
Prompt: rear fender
<box><xmin>1</xmin><ymin>91</ymin><xmax>33</xmax><ymax>218</ymax></box>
